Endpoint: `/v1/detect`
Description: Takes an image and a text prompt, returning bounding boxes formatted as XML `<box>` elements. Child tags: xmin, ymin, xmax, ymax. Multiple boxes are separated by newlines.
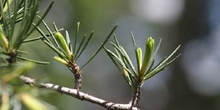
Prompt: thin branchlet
<box><xmin>68</xmin><ymin>62</ymin><xmax>82</xmax><ymax>90</ymax></box>
<box><xmin>130</xmin><ymin>80</ymin><xmax>142</xmax><ymax>108</ymax></box>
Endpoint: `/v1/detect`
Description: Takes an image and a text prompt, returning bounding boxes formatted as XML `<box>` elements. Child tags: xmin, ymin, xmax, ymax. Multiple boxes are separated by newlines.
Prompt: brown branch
<box><xmin>68</xmin><ymin>62</ymin><xmax>82</xmax><ymax>90</ymax></box>
<box><xmin>130</xmin><ymin>80</ymin><xmax>142</xmax><ymax>109</ymax></box>
<box><xmin>19</xmin><ymin>75</ymin><xmax>141</xmax><ymax>110</ymax></box>
<box><xmin>131</xmin><ymin>86</ymin><xmax>141</xmax><ymax>108</ymax></box>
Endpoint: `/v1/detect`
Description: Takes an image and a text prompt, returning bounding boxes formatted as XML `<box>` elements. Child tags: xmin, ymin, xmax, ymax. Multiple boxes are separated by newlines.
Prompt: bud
<box><xmin>136</xmin><ymin>47</ymin><xmax>142</xmax><ymax>71</ymax></box>
<box><xmin>54</xmin><ymin>32</ymin><xmax>72</xmax><ymax>59</ymax></box>
<box><xmin>54</xmin><ymin>56</ymin><xmax>68</xmax><ymax>65</ymax></box>
<box><xmin>140</xmin><ymin>37</ymin><xmax>154</xmax><ymax>76</ymax></box>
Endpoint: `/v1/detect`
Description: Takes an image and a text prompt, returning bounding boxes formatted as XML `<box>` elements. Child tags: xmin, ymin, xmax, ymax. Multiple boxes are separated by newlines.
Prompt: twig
<box><xmin>131</xmin><ymin>84</ymin><xmax>141</xmax><ymax>108</ymax></box>
<box><xmin>68</xmin><ymin>62</ymin><xmax>82</xmax><ymax>90</ymax></box>
<box><xmin>19</xmin><ymin>75</ymin><xmax>141</xmax><ymax>110</ymax></box>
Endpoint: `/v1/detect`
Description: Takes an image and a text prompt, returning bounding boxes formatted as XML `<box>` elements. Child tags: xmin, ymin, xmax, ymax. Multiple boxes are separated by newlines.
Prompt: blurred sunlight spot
<box><xmin>130</xmin><ymin>0</ymin><xmax>184</xmax><ymax>24</ymax></box>
<box><xmin>183</xmin><ymin>39</ymin><xmax>220</xmax><ymax>95</ymax></box>
<box><xmin>182</xmin><ymin>0</ymin><xmax>220</xmax><ymax>96</ymax></box>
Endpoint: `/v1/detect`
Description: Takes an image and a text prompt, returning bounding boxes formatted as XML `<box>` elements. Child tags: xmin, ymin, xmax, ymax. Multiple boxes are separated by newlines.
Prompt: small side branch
<box><xmin>68</xmin><ymin>62</ymin><xmax>82</xmax><ymax>90</ymax></box>
<box><xmin>131</xmin><ymin>86</ymin><xmax>141</xmax><ymax>107</ymax></box>
<box><xmin>19</xmin><ymin>75</ymin><xmax>141</xmax><ymax>110</ymax></box>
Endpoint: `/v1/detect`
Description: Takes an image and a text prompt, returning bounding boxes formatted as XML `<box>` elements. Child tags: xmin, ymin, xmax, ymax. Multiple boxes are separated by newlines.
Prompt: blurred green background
<box><xmin>23</xmin><ymin>0</ymin><xmax>220</xmax><ymax>110</ymax></box>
